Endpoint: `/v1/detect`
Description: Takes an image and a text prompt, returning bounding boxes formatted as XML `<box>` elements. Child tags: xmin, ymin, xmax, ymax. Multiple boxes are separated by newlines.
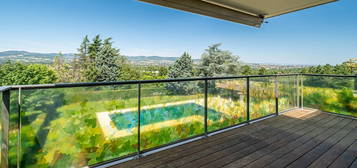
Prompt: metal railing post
<box><xmin>17</xmin><ymin>88</ymin><xmax>22</xmax><ymax>168</ymax></box>
<box><xmin>246</xmin><ymin>77</ymin><xmax>250</xmax><ymax>123</ymax></box>
<box><xmin>298</xmin><ymin>75</ymin><xmax>302</xmax><ymax>108</ymax></box>
<box><xmin>275</xmin><ymin>76</ymin><xmax>279</xmax><ymax>116</ymax></box>
<box><xmin>301</xmin><ymin>75</ymin><xmax>304</xmax><ymax>109</ymax></box>
<box><xmin>137</xmin><ymin>83</ymin><xmax>141</xmax><ymax>157</ymax></box>
<box><xmin>1</xmin><ymin>89</ymin><xmax>10</xmax><ymax>168</ymax></box>
<box><xmin>355</xmin><ymin>74</ymin><xmax>357</xmax><ymax>90</ymax></box>
<box><xmin>295</xmin><ymin>75</ymin><xmax>299</xmax><ymax>108</ymax></box>
<box><xmin>204</xmin><ymin>80</ymin><xmax>208</xmax><ymax>137</ymax></box>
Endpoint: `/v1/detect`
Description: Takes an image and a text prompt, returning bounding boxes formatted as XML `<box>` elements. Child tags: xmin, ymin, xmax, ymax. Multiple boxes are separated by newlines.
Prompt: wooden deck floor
<box><xmin>111</xmin><ymin>109</ymin><xmax>357</xmax><ymax>168</ymax></box>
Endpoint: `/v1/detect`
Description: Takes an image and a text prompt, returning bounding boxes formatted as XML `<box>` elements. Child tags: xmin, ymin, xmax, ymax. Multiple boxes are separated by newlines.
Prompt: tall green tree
<box><xmin>168</xmin><ymin>52</ymin><xmax>194</xmax><ymax>79</ymax></box>
<box><xmin>94</xmin><ymin>38</ymin><xmax>126</xmax><ymax>82</ymax></box>
<box><xmin>84</xmin><ymin>35</ymin><xmax>102</xmax><ymax>81</ymax></box>
<box><xmin>88</xmin><ymin>35</ymin><xmax>102</xmax><ymax>62</ymax></box>
<box><xmin>73</xmin><ymin>36</ymin><xmax>90</xmax><ymax>81</ymax></box>
<box><xmin>75</xmin><ymin>35</ymin><xmax>128</xmax><ymax>82</ymax></box>
<box><xmin>198</xmin><ymin>44</ymin><xmax>240</xmax><ymax>77</ymax></box>
<box><xmin>166</xmin><ymin>52</ymin><xmax>197</xmax><ymax>94</ymax></box>
<box><xmin>76</xmin><ymin>35</ymin><xmax>90</xmax><ymax>66</ymax></box>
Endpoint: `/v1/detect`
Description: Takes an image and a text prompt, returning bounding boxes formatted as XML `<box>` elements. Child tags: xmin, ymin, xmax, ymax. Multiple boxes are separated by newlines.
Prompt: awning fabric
<box><xmin>138</xmin><ymin>0</ymin><xmax>337</xmax><ymax>27</ymax></box>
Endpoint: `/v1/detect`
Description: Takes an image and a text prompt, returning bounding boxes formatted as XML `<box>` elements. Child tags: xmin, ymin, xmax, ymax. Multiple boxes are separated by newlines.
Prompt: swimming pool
<box><xmin>109</xmin><ymin>102</ymin><xmax>223</xmax><ymax>131</ymax></box>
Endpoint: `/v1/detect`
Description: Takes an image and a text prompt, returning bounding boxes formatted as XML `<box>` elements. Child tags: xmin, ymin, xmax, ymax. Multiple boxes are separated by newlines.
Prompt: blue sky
<box><xmin>0</xmin><ymin>0</ymin><xmax>356</xmax><ymax>65</ymax></box>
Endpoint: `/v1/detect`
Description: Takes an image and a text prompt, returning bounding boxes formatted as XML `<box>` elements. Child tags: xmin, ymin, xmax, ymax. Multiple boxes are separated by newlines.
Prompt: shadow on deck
<box><xmin>110</xmin><ymin>109</ymin><xmax>357</xmax><ymax>168</ymax></box>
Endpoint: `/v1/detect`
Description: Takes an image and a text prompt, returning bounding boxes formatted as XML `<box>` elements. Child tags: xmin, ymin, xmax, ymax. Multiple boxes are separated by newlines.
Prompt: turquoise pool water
<box><xmin>109</xmin><ymin>103</ymin><xmax>223</xmax><ymax>130</ymax></box>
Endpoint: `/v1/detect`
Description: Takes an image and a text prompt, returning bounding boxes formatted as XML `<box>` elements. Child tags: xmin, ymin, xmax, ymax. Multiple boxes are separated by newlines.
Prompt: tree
<box><xmin>73</xmin><ymin>36</ymin><xmax>90</xmax><ymax>81</ymax></box>
<box><xmin>322</xmin><ymin>64</ymin><xmax>334</xmax><ymax>74</ymax></box>
<box><xmin>84</xmin><ymin>35</ymin><xmax>102</xmax><ymax>81</ymax></box>
<box><xmin>76</xmin><ymin>35</ymin><xmax>90</xmax><ymax>67</ymax></box>
<box><xmin>335</xmin><ymin>63</ymin><xmax>353</xmax><ymax>75</ymax></box>
<box><xmin>166</xmin><ymin>52</ymin><xmax>197</xmax><ymax>94</ymax></box>
<box><xmin>348</xmin><ymin>58</ymin><xmax>357</xmax><ymax>71</ymax></box>
<box><xmin>52</xmin><ymin>52</ymin><xmax>72</xmax><ymax>83</ymax></box>
<box><xmin>300</xmin><ymin>63</ymin><xmax>353</xmax><ymax>75</ymax></box>
<box><xmin>94</xmin><ymin>38</ymin><xmax>126</xmax><ymax>82</ymax></box>
<box><xmin>158</xmin><ymin>66</ymin><xmax>168</xmax><ymax>77</ymax></box>
<box><xmin>301</xmin><ymin>62</ymin><xmax>354</xmax><ymax>89</ymax></box>
<box><xmin>74</xmin><ymin>35</ymin><xmax>129</xmax><ymax>82</ymax></box>
<box><xmin>121</xmin><ymin>64</ymin><xmax>141</xmax><ymax>80</ymax></box>
<box><xmin>258</xmin><ymin>67</ymin><xmax>268</xmax><ymax>75</ymax></box>
<box><xmin>168</xmin><ymin>52</ymin><xmax>194</xmax><ymax>79</ymax></box>
<box><xmin>88</xmin><ymin>35</ymin><xmax>102</xmax><ymax>62</ymax></box>
<box><xmin>240</xmin><ymin>65</ymin><xmax>253</xmax><ymax>75</ymax></box>
<box><xmin>198</xmin><ymin>44</ymin><xmax>240</xmax><ymax>77</ymax></box>
<box><xmin>0</xmin><ymin>62</ymin><xmax>57</xmax><ymax>85</ymax></box>
<box><xmin>136</xmin><ymin>65</ymin><xmax>168</xmax><ymax>81</ymax></box>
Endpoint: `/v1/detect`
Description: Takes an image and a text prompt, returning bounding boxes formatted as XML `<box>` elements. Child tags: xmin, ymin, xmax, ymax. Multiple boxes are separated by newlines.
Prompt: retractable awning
<box><xmin>138</xmin><ymin>0</ymin><xmax>337</xmax><ymax>27</ymax></box>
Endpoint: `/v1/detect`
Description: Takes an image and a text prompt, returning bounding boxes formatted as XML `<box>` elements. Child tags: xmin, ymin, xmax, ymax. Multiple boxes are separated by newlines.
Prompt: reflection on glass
<box><xmin>250</xmin><ymin>77</ymin><xmax>276</xmax><ymax>119</ymax></box>
<box><xmin>303</xmin><ymin>76</ymin><xmax>356</xmax><ymax>117</ymax></box>
<box><xmin>9</xmin><ymin>90</ymin><xmax>19</xmax><ymax>168</ymax></box>
<box><xmin>0</xmin><ymin>92</ymin><xmax>2</xmax><ymax>166</ymax></box>
<box><xmin>207</xmin><ymin>79</ymin><xmax>247</xmax><ymax>132</ymax></box>
<box><xmin>140</xmin><ymin>81</ymin><xmax>204</xmax><ymax>150</ymax></box>
<box><xmin>9</xmin><ymin>75</ymin><xmax>355</xmax><ymax>168</ymax></box>
<box><xmin>18</xmin><ymin>85</ymin><xmax>138</xmax><ymax>168</ymax></box>
<box><xmin>278</xmin><ymin>76</ymin><xmax>298</xmax><ymax>112</ymax></box>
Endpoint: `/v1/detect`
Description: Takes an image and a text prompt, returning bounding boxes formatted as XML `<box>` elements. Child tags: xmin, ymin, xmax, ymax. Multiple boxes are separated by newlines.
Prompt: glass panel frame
<box><xmin>207</xmin><ymin>79</ymin><xmax>247</xmax><ymax>132</ymax></box>
<box><xmin>140</xmin><ymin>81</ymin><xmax>205</xmax><ymax>151</ymax></box>
<box><xmin>303</xmin><ymin>76</ymin><xmax>356</xmax><ymax>117</ymax></box>
<box><xmin>249</xmin><ymin>77</ymin><xmax>276</xmax><ymax>120</ymax></box>
<box><xmin>18</xmin><ymin>85</ymin><xmax>139</xmax><ymax>168</ymax></box>
<box><xmin>278</xmin><ymin>76</ymin><xmax>298</xmax><ymax>112</ymax></box>
<box><xmin>4</xmin><ymin>74</ymin><xmax>354</xmax><ymax>168</ymax></box>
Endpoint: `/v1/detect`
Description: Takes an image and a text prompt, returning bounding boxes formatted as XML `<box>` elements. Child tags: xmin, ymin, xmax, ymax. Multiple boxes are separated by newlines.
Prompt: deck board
<box><xmin>265</xmin><ymin>117</ymin><xmax>351</xmax><ymax>168</ymax></box>
<box><xmin>349</xmin><ymin>158</ymin><xmax>357</xmax><ymax>168</ymax></box>
<box><xmin>288</xmin><ymin>120</ymin><xmax>357</xmax><ymax>168</ymax></box>
<box><xmin>308</xmin><ymin>125</ymin><xmax>357</xmax><ymax>168</ymax></box>
<box><xmin>222</xmin><ymin>112</ymin><xmax>332</xmax><ymax>168</ymax></box>
<box><xmin>329</xmin><ymin>140</ymin><xmax>357</xmax><ymax>168</ymax></box>
<box><xmin>110</xmin><ymin>109</ymin><xmax>356</xmax><ymax>168</ymax></box>
<box><xmin>244</xmin><ymin>115</ymin><xmax>339</xmax><ymax>168</ymax></box>
<box><xmin>195</xmin><ymin>114</ymin><xmax>331</xmax><ymax>168</ymax></box>
<box><xmin>170</xmin><ymin>113</ymin><xmax>318</xmax><ymax>168</ymax></box>
<box><xmin>137</xmin><ymin>115</ymin><xmax>294</xmax><ymax>168</ymax></box>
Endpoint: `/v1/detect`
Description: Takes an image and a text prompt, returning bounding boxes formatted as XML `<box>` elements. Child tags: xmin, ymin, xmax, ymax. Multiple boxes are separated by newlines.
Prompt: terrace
<box><xmin>111</xmin><ymin>109</ymin><xmax>357</xmax><ymax>168</ymax></box>
<box><xmin>1</xmin><ymin>1</ymin><xmax>356</xmax><ymax>168</ymax></box>
<box><xmin>0</xmin><ymin>74</ymin><xmax>356</xmax><ymax>168</ymax></box>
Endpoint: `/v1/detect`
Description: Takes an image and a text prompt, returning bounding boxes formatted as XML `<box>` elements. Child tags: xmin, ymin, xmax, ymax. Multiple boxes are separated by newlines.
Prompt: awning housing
<box><xmin>139</xmin><ymin>0</ymin><xmax>337</xmax><ymax>27</ymax></box>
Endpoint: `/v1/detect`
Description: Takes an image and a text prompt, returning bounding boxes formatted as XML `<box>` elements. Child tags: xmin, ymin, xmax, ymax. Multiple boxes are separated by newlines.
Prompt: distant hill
<box><xmin>126</xmin><ymin>56</ymin><xmax>178</xmax><ymax>65</ymax></box>
<box><xmin>0</xmin><ymin>51</ymin><xmax>74</xmax><ymax>64</ymax></box>
<box><xmin>0</xmin><ymin>50</ymin><xmax>310</xmax><ymax>68</ymax></box>
<box><xmin>0</xmin><ymin>50</ymin><xmax>189</xmax><ymax>65</ymax></box>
